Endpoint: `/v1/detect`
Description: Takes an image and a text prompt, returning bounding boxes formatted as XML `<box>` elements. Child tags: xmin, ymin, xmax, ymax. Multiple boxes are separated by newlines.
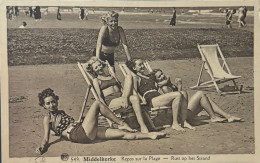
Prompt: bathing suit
<box><xmin>100</xmin><ymin>78</ymin><xmax>121</xmax><ymax>107</ymax></box>
<box><xmin>226</xmin><ymin>10</ymin><xmax>233</xmax><ymax>25</ymax></box>
<box><xmin>92</xmin><ymin>49</ymin><xmax>115</xmax><ymax>66</ymax></box>
<box><xmin>138</xmin><ymin>76</ymin><xmax>161</xmax><ymax>107</ymax></box>
<box><xmin>100</xmin><ymin>78</ymin><xmax>119</xmax><ymax>90</ymax></box>
<box><xmin>165</xmin><ymin>82</ymin><xmax>178</xmax><ymax>92</ymax></box>
<box><xmin>102</xmin><ymin>26</ymin><xmax>120</xmax><ymax>47</ymax></box>
<box><xmin>67</xmin><ymin>123</ymin><xmax>109</xmax><ymax>144</ymax></box>
<box><xmin>49</xmin><ymin>110</ymin><xmax>75</xmax><ymax>136</ymax></box>
<box><xmin>100</xmin><ymin>52</ymin><xmax>115</xmax><ymax>66</ymax></box>
<box><xmin>100</xmin><ymin>26</ymin><xmax>121</xmax><ymax>66</ymax></box>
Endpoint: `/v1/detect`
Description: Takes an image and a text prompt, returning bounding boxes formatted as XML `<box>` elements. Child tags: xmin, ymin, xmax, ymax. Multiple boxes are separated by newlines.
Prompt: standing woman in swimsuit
<box><xmin>86</xmin><ymin>57</ymin><xmax>150</xmax><ymax>133</ymax></box>
<box><xmin>95</xmin><ymin>11</ymin><xmax>131</xmax><ymax>70</ymax></box>
<box><xmin>35</xmin><ymin>88</ymin><xmax>165</xmax><ymax>155</ymax></box>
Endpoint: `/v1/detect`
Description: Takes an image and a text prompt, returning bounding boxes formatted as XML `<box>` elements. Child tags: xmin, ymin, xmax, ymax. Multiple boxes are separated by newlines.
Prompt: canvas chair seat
<box><xmin>191</xmin><ymin>44</ymin><xmax>241</xmax><ymax>94</ymax></box>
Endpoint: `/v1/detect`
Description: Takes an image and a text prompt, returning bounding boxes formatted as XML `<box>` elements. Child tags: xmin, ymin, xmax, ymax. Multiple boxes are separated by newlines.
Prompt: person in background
<box><xmin>29</xmin><ymin>7</ymin><xmax>33</xmax><ymax>17</ymax></box>
<box><xmin>79</xmin><ymin>8</ymin><xmax>85</xmax><ymax>20</ymax></box>
<box><xmin>237</xmin><ymin>6</ymin><xmax>247</xmax><ymax>27</ymax></box>
<box><xmin>225</xmin><ymin>9</ymin><xmax>236</xmax><ymax>28</ymax></box>
<box><xmin>170</xmin><ymin>7</ymin><xmax>176</xmax><ymax>26</ymax></box>
<box><xmin>14</xmin><ymin>6</ymin><xmax>19</xmax><ymax>17</ymax></box>
<box><xmin>19</xmin><ymin>21</ymin><xmax>27</xmax><ymax>28</ymax></box>
<box><xmin>34</xmin><ymin>6</ymin><xmax>42</xmax><ymax>21</ymax></box>
<box><xmin>57</xmin><ymin>7</ymin><xmax>62</xmax><ymax>20</ymax></box>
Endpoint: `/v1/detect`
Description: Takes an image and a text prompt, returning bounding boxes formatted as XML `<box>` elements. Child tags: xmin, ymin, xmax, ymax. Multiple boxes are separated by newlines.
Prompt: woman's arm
<box><xmin>35</xmin><ymin>116</ymin><xmax>50</xmax><ymax>155</ymax></box>
<box><xmin>93</xmin><ymin>78</ymin><xmax>107</xmax><ymax>105</ymax></box>
<box><xmin>96</xmin><ymin>26</ymin><xmax>107</xmax><ymax>58</ymax></box>
<box><xmin>118</xmin><ymin>26</ymin><xmax>131</xmax><ymax>61</ymax></box>
<box><xmin>157</xmin><ymin>78</ymin><xmax>170</xmax><ymax>87</ymax></box>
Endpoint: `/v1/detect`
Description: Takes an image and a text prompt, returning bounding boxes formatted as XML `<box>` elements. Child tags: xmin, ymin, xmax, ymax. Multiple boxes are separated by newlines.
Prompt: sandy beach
<box><xmin>8</xmin><ymin>57</ymin><xmax>254</xmax><ymax>157</ymax></box>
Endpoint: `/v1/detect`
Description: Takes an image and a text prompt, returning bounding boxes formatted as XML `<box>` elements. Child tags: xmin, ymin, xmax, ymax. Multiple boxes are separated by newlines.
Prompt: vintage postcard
<box><xmin>1</xmin><ymin>0</ymin><xmax>259</xmax><ymax>162</ymax></box>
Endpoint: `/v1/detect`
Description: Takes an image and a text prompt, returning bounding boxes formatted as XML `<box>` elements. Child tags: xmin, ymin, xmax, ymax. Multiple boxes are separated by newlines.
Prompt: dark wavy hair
<box><xmin>150</xmin><ymin>68</ymin><xmax>163</xmax><ymax>82</ymax></box>
<box><xmin>38</xmin><ymin>88</ymin><xmax>59</xmax><ymax>107</ymax></box>
<box><xmin>125</xmin><ymin>59</ymin><xmax>142</xmax><ymax>74</ymax></box>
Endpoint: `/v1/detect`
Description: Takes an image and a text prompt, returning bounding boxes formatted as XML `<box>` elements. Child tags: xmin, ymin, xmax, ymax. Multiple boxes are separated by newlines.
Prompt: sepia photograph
<box><xmin>1</xmin><ymin>0</ymin><xmax>259</xmax><ymax>162</ymax></box>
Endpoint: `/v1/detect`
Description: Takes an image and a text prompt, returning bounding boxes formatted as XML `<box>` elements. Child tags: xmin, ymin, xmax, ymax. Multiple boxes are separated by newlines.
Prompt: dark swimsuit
<box><xmin>50</xmin><ymin>110</ymin><xmax>108</xmax><ymax>144</ymax></box>
<box><xmin>100</xmin><ymin>27</ymin><xmax>120</xmax><ymax>66</ymax></box>
<box><xmin>166</xmin><ymin>82</ymin><xmax>178</xmax><ymax>92</ymax></box>
<box><xmin>138</xmin><ymin>76</ymin><xmax>161</xmax><ymax>107</ymax></box>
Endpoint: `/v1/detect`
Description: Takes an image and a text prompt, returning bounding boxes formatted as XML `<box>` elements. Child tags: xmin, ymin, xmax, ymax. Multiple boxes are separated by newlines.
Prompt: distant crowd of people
<box><xmin>225</xmin><ymin>6</ymin><xmax>248</xmax><ymax>28</ymax></box>
<box><xmin>7</xmin><ymin>6</ymin><xmax>249</xmax><ymax>29</ymax></box>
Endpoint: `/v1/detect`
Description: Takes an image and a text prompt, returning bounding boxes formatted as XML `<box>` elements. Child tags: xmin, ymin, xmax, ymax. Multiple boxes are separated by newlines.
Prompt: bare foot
<box><xmin>184</xmin><ymin>121</ymin><xmax>196</xmax><ymax>130</ymax></box>
<box><xmin>118</xmin><ymin>123</ymin><xmax>137</xmax><ymax>132</ymax></box>
<box><xmin>227</xmin><ymin>116</ymin><xmax>242</xmax><ymax>123</ymax></box>
<box><xmin>163</xmin><ymin>125</ymin><xmax>171</xmax><ymax>128</ymax></box>
<box><xmin>210</xmin><ymin>116</ymin><xmax>226</xmax><ymax>123</ymax></box>
<box><xmin>148</xmin><ymin>132</ymin><xmax>166</xmax><ymax>140</ymax></box>
<box><xmin>171</xmin><ymin>124</ymin><xmax>185</xmax><ymax>131</ymax></box>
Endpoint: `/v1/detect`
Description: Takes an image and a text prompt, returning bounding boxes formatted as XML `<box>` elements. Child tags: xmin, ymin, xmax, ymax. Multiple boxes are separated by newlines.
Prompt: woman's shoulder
<box><xmin>100</xmin><ymin>25</ymin><xmax>108</xmax><ymax>32</ymax></box>
<box><xmin>118</xmin><ymin>26</ymin><xmax>124</xmax><ymax>32</ymax></box>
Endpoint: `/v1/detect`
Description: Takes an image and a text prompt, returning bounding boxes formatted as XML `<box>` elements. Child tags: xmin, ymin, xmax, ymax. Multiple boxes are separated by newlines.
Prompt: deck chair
<box><xmin>77</xmin><ymin>61</ymin><xmax>157</xmax><ymax>130</ymax></box>
<box><xmin>190</xmin><ymin>44</ymin><xmax>241</xmax><ymax>94</ymax></box>
<box><xmin>118</xmin><ymin>63</ymin><xmax>171</xmax><ymax>117</ymax></box>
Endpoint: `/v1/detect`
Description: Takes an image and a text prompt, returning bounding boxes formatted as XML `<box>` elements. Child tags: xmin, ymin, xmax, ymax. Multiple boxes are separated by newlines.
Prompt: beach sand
<box><xmin>8</xmin><ymin>57</ymin><xmax>254</xmax><ymax>157</ymax></box>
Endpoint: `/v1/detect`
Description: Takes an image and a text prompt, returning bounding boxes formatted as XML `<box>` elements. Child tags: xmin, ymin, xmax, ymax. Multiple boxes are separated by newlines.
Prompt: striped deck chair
<box><xmin>190</xmin><ymin>44</ymin><xmax>241</xmax><ymax>95</ymax></box>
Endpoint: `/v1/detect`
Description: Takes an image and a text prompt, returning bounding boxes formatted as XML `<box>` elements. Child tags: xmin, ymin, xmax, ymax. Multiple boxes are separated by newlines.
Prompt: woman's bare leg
<box><xmin>82</xmin><ymin>101</ymin><xmax>135</xmax><ymax>140</ymax></box>
<box><xmin>178</xmin><ymin>91</ymin><xmax>195</xmax><ymax>130</ymax></box>
<box><xmin>129</xmin><ymin>95</ymin><xmax>149</xmax><ymax>133</ymax></box>
<box><xmin>81</xmin><ymin>101</ymin><xmax>100</xmax><ymax>140</ymax></box>
<box><xmin>208</xmin><ymin>97</ymin><xmax>242</xmax><ymax>122</ymax></box>
<box><xmin>96</xmin><ymin>128</ymin><xmax>166</xmax><ymax>140</ymax></box>
<box><xmin>152</xmin><ymin>92</ymin><xmax>185</xmax><ymax>131</ymax></box>
<box><xmin>188</xmin><ymin>91</ymin><xmax>226</xmax><ymax>122</ymax></box>
<box><xmin>121</xmin><ymin>74</ymin><xmax>133</xmax><ymax>106</ymax></box>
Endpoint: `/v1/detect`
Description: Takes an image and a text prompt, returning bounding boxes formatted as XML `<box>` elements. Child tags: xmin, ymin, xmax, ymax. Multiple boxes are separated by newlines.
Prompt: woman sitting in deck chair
<box><xmin>35</xmin><ymin>88</ymin><xmax>166</xmax><ymax>155</ymax></box>
<box><xmin>126</xmin><ymin>59</ymin><xmax>195</xmax><ymax>131</ymax></box>
<box><xmin>85</xmin><ymin>57</ymin><xmax>150</xmax><ymax>133</ymax></box>
<box><xmin>150</xmin><ymin>68</ymin><xmax>242</xmax><ymax>123</ymax></box>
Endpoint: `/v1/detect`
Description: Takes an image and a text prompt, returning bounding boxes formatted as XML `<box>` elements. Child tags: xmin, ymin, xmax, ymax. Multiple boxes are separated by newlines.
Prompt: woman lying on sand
<box><xmin>149</xmin><ymin>67</ymin><xmax>242</xmax><ymax>123</ymax></box>
<box><xmin>35</xmin><ymin>88</ymin><xmax>165</xmax><ymax>155</ymax></box>
<box><xmin>126</xmin><ymin>59</ymin><xmax>195</xmax><ymax>131</ymax></box>
<box><xmin>85</xmin><ymin>57</ymin><xmax>149</xmax><ymax>133</ymax></box>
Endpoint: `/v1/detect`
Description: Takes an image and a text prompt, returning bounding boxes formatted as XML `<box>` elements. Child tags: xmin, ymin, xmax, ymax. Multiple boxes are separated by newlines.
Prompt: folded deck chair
<box><xmin>77</xmin><ymin>61</ymin><xmax>156</xmax><ymax>130</ymax></box>
<box><xmin>190</xmin><ymin>44</ymin><xmax>241</xmax><ymax>94</ymax></box>
<box><xmin>118</xmin><ymin>63</ymin><xmax>171</xmax><ymax>116</ymax></box>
